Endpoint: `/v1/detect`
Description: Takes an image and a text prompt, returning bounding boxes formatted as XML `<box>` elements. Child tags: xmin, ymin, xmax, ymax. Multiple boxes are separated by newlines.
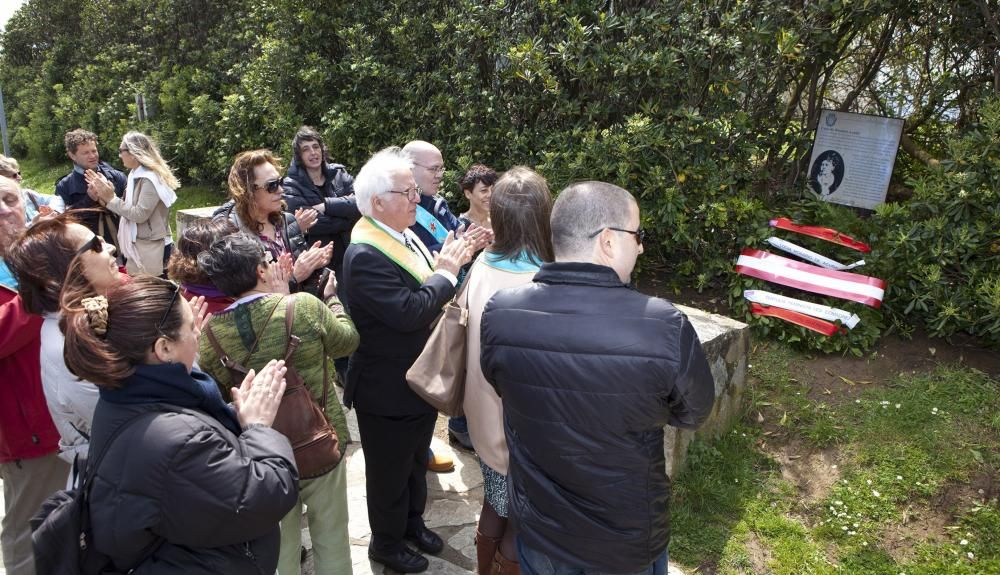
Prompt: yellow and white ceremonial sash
<box><xmin>351</xmin><ymin>216</ymin><xmax>433</xmax><ymax>283</ymax></box>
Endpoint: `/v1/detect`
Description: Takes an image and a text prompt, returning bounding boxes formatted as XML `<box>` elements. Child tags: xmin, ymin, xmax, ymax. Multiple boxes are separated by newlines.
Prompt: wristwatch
<box><xmin>243</xmin><ymin>422</ymin><xmax>269</xmax><ymax>433</ymax></box>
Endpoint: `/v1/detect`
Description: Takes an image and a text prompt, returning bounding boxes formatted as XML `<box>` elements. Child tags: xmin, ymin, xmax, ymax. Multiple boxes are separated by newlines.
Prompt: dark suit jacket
<box><xmin>341</xmin><ymin>242</ymin><xmax>455</xmax><ymax>416</ymax></box>
<box><xmin>54</xmin><ymin>162</ymin><xmax>127</xmax><ymax>243</ymax></box>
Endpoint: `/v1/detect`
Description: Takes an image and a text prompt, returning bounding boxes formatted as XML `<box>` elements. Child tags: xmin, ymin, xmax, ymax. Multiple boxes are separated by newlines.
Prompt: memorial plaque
<box><xmin>807</xmin><ymin>109</ymin><xmax>904</xmax><ymax>210</ymax></box>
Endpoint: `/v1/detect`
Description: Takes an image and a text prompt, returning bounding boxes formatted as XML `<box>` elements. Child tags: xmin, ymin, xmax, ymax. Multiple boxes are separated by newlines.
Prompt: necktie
<box><xmin>403</xmin><ymin>234</ymin><xmax>416</xmax><ymax>253</ymax></box>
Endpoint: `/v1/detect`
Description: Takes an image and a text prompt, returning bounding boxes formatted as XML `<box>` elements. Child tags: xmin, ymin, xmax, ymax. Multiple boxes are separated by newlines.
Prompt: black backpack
<box><xmin>30</xmin><ymin>412</ymin><xmax>161</xmax><ymax>575</ymax></box>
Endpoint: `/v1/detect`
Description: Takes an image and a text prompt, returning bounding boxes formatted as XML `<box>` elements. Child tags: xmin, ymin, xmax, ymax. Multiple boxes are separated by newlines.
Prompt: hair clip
<box><xmin>80</xmin><ymin>295</ymin><xmax>109</xmax><ymax>336</ymax></box>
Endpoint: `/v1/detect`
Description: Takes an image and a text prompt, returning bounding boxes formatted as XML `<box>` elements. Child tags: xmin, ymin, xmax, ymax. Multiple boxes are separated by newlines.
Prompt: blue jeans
<box><xmin>517</xmin><ymin>537</ymin><xmax>668</xmax><ymax>575</ymax></box>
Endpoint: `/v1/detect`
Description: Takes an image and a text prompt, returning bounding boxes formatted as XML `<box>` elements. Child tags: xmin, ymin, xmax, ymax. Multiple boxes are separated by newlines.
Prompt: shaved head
<box><xmin>403</xmin><ymin>140</ymin><xmax>445</xmax><ymax>196</ymax></box>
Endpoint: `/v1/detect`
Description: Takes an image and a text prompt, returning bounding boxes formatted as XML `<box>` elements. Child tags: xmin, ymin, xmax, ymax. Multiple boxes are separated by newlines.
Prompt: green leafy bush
<box><xmin>1</xmin><ymin>0</ymin><xmax>996</xmax><ymax>351</ymax></box>
<box><xmin>870</xmin><ymin>99</ymin><xmax>1000</xmax><ymax>344</ymax></box>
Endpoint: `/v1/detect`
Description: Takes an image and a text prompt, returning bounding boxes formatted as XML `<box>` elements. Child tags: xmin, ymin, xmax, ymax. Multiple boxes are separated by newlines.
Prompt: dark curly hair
<box><xmin>459</xmin><ymin>164</ymin><xmax>498</xmax><ymax>193</ymax></box>
<box><xmin>166</xmin><ymin>218</ymin><xmax>239</xmax><ymax>285</ymax></box>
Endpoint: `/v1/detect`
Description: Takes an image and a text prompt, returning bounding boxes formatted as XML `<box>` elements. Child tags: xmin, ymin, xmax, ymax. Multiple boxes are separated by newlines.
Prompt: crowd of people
<box><xmin>0</xmin><ymin>125</ymin><xmax>715</xmax><ymax>575</ymax></box>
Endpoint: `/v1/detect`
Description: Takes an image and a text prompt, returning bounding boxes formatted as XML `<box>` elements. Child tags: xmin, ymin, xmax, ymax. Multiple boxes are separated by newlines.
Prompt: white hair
<box><xmin>354</xmin><ymin>147</ymin><xmax>414</xmax><ymax>217</ymax></box>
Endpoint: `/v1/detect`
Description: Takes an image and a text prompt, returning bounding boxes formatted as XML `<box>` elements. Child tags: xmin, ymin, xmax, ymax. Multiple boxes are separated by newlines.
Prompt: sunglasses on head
<box><xmin>75</xmin><ymin>235</ymin><xmax>103</xmax><ymax>256</ymax></box>
<box><xmin>156</xmin><ymin>281</ymin><xmax>183</xmax><ymax>337</ymax></box>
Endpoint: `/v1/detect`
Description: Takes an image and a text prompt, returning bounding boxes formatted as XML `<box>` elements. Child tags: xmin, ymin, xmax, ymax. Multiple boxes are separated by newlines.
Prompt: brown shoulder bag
<box><xmin>204</xmin><ymin>295</ymin><xmax>342</xmax><ymax>479</ymax></box>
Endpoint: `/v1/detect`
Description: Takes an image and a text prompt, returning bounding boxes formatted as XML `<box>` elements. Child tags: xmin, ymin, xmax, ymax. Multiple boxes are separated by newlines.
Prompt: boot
<box><xmin>491</xmin><ymin>548</ymin><xmax>521</xmax><ymax>575</ymax></box>
<box><xmin>474</xmin><ymin>530</ymin><xmax>502</xmax><ymax>575</ymax></box>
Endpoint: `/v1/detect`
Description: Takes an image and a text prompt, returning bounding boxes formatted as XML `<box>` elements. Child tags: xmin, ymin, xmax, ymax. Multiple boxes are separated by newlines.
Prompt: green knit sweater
<box><xmin>199</xmin><ymin>292</ymin><xmax>359</xmax><ymax>455</ymax></box>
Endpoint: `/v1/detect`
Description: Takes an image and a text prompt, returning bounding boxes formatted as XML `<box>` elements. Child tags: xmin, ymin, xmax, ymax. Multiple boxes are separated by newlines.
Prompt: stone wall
<box><xmin>664</xmin><ymin>305</ymin><xmax>749</xmax><ymax>477</ymax></box>
<box><xmin>175</xmin><ymin>206</ymin><xmax>220</xmax><ymax>238</ymax></box>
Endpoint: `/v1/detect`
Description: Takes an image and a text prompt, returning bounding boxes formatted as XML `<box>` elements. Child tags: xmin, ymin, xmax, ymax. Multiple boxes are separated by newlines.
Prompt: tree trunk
<box><xmin>899</xmin><ymin>133</ymin><xmax>941</xmax><ymax>168</ymax></box>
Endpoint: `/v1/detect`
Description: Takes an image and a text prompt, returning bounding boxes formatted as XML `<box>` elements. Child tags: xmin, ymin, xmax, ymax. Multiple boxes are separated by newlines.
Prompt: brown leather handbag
<box><xmin>204</xmin><ymin>295</ymin><xmax>342</xmax><ymax>479</ymax></box>
<box><xmin>405</xmin><ymin>270</ymin><xmax>472</xmax><ymax>417</ymax></box>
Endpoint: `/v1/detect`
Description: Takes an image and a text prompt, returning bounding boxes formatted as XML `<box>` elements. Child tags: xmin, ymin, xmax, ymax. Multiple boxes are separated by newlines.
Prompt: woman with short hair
<box><xmin>458</xmin><ymin>164</ymin><xmax>497</xmax><ymax>231</ymax></box>
<box><xmin>282</xmin><ymin>126</ymin><xmax>360</xmax><ymax>280</ymax></box>
<box><xmin>197</xmin><ymin>232</ymin><xmax>359</xmax><ymax>575</ymax></box>
<box><xmin>463</xmin><ymin>166</ymin><xmax>554</xmax><ymax>575</ymax></box>
<box><xmin>61</xmin><ymin>275</ymin><xmax>298</xmax><ymax>573</ymax></box>
<box><xmin>167</xmin><ymin>218</ymin><xmax>240</xmax><ymax>315</ymax></box>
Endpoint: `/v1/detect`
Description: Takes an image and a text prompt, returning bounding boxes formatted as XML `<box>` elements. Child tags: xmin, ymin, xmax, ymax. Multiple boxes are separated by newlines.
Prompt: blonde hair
<box><xmin>120</xmin><ymin>131</ymin><xmax>180</xmax><ymax>190</ymax></box>
<box><xmin>0</xmin><ymin>154</ymin><xmax>19</xmax><ymax>178</ymax></box>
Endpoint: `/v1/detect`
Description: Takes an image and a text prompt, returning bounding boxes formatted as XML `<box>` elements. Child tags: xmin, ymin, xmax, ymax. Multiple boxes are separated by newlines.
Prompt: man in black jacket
<box><xmin>54</xmin><ymin>129</ymin><xmax>127</xmax><ymax>248</ymax></box>
<box><xmin>480</xmin><ymin>181</ymin><xmax>715</xmax><ymax>575</ymax></box>
<box><xmin>340</xmin><ymin>146</ymin><xmax>486</xmax><ymax>573</ymax></box>
<box><xmin>282</xmin><ymin>126</ymin><xmax>360</xmax><ymax>280</ymax></box>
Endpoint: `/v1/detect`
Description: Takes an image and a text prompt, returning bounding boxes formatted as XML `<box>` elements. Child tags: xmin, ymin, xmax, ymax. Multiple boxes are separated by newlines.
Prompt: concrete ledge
<box><xmin>175</xmin><ymin>206</ymin><xmax>221</xmax><ymax>238</ymax></box>
<box><xmin>664</xmin><ymin>304</ymin><xmax>749</xmax><ymax>477</ymax></box>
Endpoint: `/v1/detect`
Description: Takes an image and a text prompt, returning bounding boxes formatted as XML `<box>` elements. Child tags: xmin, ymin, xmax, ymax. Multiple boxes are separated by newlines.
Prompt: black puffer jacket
<box><xmin>282</xmin><ymin>159</ymin><xmax>359</xmax><ymax>277</ymax></box>
<box><xmin>87</xmin><ymin>365</ymin><xmax>298</xmax><ymax>574</ymax></box>
<box><xmin>480</xmin><ymin>262</ymin><xmax>714</xmax><ymax>573</ymax></box>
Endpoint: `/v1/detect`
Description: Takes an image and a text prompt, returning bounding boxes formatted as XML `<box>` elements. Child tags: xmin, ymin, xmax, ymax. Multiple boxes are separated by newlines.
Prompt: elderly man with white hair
<box><xmin>340</xmin><ymin>147</ymin><xmax>487</xmax><ymax>573</ymax></box>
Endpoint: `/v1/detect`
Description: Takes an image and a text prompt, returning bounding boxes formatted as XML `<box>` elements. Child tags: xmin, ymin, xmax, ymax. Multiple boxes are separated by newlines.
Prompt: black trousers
<box><xmin>356</xmin><ymin>410</ymin><xmax>437</xmax><ymax>553</ymax></box>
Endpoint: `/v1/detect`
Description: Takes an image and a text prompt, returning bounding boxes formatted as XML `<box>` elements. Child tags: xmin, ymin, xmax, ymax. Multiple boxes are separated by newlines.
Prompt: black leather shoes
<box><xmin>368</xmin><ymin>545</ymin><xmax>429</xmax><ymax>573</ymax></box>
<box><xmin>405</xmin><ymin>525</ymin><xmax>444</xmax><ymax>555</ymax></box>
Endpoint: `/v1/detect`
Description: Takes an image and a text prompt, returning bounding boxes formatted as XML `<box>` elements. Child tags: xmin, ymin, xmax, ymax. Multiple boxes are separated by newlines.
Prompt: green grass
<box><xmin>669</xmin><ymin>344</ymin><xmax>1000</xmax><ymax>575</ymax></box>
<box><xmin>18</xmin><ymin>157</ymin><xmax>226</xmax><ymax>239</ymax></box>
<box><xmin>18</xmin><ymin>156</ymin><xmax>70</xmax><ymax>195</ymax></box>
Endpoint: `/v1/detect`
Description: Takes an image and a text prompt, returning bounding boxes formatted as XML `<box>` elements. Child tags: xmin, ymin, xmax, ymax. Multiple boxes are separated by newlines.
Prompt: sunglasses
<box><xmin>255</xmin><ymin>179</ymin><xmax>282</xmax><ymax>194</ymax></box>
<box><xmin>75</xmin><ymin>235</ymin><xmax>104</xmax><ymax>256</ymax></box>
<box><xmin>588</xmin><ymin>227</ymin><xmax>645</xmax><ymax>245</ymax></box>
<box><xmin>155</xmin><ymin>281</ymin><xmax>183</xmax><ymax>337</ymax></box>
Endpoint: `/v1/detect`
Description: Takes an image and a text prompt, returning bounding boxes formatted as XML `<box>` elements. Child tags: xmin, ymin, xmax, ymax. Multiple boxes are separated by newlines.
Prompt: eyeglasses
<box><xmin>75</xmin><ymin>235</ymin><xmax>104</xmax><ymax>256</ymax></box>
<box><xmin>387</xmin><ymin>186</ymin><xmax>421</xmax><ymax>201</ymax></box>
<box><xmin>118</xmin><ymin>147</ymin><xmax>129</xmax><ymax>153</ymax></box>
<box><xmin>156</xmin><ymin>281</ymin><xmax>183</xmax><ymax>337</ymax></box>
<box><xmin>588</xmin><ymin>227</ymin><xmax>645</xmax><ymax>245</ymax></box>
<box><xmin>414</xmin><ymin>163</ymin><xmax>446</xmax><ymax>174</ymax></box>
<box><xmin>255</xmin><ymin>179</ymin><xmax>282</xmax><ymax>194</ymax></box>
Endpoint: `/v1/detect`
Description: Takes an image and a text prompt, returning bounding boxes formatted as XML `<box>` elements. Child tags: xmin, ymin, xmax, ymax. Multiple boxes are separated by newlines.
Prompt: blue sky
<box><xmin>0</xmin><ymin>0</ymin><xmax>26</xmax><ymax>33</ymax></box>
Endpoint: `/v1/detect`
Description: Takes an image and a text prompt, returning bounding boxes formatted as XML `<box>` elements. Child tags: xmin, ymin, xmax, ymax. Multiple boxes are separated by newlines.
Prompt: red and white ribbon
<box><xmin>769</xmin><ymin>217</ymin><xmax>871</xmax><ymax>253</ymax></box>
<box><xmin>735</xmin><ymin>248</ymin><xmax>886</xmax><ymax>308</ymax></box>
<box><xmin>749</xmin><ymin>303</ymin><xmax>844</xmax><ymax>336</ymax></box>
<box><xmin>766</xmin><ymin>237</ymin><xmax>865</xmax><ymax>271</ymax></box>
<box><xmin>744</xmin><ymin>289</ymin><xmax>860</xmax><ymax>329</ymax></box>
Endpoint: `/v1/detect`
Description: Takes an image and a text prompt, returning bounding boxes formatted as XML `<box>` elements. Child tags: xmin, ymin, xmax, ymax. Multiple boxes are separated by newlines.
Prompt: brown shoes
<box><xmin>427</xmin><ymin>449</ymin><xmax>455</xmax><ymax>473</ymax></box>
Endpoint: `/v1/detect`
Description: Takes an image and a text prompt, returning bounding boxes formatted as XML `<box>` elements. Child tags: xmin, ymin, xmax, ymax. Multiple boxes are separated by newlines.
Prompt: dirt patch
<box><xmin>881</xmin><ymin>500</ymin><xmax>952</xmax><ymax>563</ymax></box>
<box><xmin>745</xmin><ymin>531</ymin><xmax>773</xmax><ymax>574</ymax></box>
<box><xmin>880</xmin><ymin>469</ymin><xmax>998</xmax><ymax>563</ymax></box>
<box><xmin>796</xmin><ymin>330</ymin><xmax>1000</xmax><ymax>407</ymax></box>
<box><xmin>772</xmin><ymin>442</ymin><xmax>842</xmax><ymax>504</ymax></box>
